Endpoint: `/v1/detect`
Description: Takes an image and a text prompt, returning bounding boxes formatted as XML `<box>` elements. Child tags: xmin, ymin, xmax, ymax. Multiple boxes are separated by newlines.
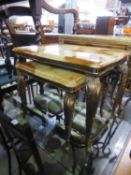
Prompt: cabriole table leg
<box><xmin>112</xmin><ymin>62</ymin><xmax>128</xmax><ymax>118</ymax></box>
<box><xmin>85</xmin><ymin>77</ymin><xmax>101</xmax><ymax>172</ymax></box>
<box><xmin>64</xmin><ymin>92</ymin><xmax>76</xmax><ymax>149</ymax></box>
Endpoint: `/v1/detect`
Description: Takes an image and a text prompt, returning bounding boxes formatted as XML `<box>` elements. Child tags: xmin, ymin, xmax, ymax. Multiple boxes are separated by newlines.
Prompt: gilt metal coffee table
<box><xmin>13</xmin><ymin>42</ymin><xmax>129</xmax><ymax>171</ymax></box>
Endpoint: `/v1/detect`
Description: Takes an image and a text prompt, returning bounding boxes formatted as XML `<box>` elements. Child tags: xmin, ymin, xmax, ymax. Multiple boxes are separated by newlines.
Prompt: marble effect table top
<box><xmin>13</xmin><ymin>43</ymin><xmax>129</xmax><ymax>75</ymax></box>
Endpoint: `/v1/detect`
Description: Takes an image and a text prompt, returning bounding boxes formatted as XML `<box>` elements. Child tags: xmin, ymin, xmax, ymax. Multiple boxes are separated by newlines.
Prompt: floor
<box><xmin>114</xmin><ymin>136</ymin><xmax>131</xmax><ymax>175</ymax></box>
<box><xmin>0</xmin><ymin>90</ymin><xmax>131</xmax><ymax>175</ymax></box>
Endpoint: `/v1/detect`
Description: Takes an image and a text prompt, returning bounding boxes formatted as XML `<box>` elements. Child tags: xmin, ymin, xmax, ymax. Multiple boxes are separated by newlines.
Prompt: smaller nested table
<box><xmin>16</xmin><ymin>61</ymin><xmax>86</xmax><ymax>146</ymax></box>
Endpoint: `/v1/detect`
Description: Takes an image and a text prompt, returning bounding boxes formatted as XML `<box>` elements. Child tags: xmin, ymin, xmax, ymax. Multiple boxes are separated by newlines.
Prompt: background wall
<box><xmin>106</xmin><ymin>0</ymin><xmax>114</xmax><ymax>9</ymax></box>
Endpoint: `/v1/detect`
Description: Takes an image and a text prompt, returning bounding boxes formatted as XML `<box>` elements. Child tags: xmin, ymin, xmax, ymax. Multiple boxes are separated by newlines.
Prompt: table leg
<box><xmin>0</xmin><ymin>90</ymin><xmax>4</xmax><ymax>111</ymax></box>
<box><xmin>100</xmin><ymin>76</ymin><xmax>109</xmax><ymax>117</ymax></box>
<box><xmin>17</xmin><ymin>74</ymin><xmax>27</xmax><ymax>116</ymax></box>
<box><xmin>64</xmin><ymin>93</ymin><xmax>76</xmax><ymax>148</ymax></box>
<box><xmin>112</xmin><ymin>62</ymin><xmax>128</xmax><ymax>118</ymax></box>
<box><xmin>85</xmin><ymin>77</ymin><xmax>101</xmax><ymax>166</ymax></box>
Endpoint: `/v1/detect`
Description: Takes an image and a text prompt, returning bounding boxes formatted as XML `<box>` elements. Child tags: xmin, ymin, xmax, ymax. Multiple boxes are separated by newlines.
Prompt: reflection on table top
<box><xmin>13</xmin><ymin>44</ymin><xmax>129</xmax><ymax>75</ymax></box>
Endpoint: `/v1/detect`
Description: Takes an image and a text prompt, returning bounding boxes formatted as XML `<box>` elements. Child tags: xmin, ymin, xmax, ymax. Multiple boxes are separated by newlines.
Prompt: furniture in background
<box><xmin>0</xmin><ymin>13</ymin><xmax>17</xmax><ymax>112</ymax></box>
<box><xmin>75</xmin><ymin>21</ymin><xmax>95</xmax><ymax>34</ymax></box>
<box><xmin>75</xmin><ymin>16</ymin><xmax>115</xmax><ymax>35</ymax></box>
<box><xmin>115</xmin><ymin>16</ymin><xmax>129</xmax><ymax>25</ymax></box>
<box><xmin>0</xmin><ymin>2</ymin><xmax>38</xmax><ymax>173</ymax></box>
<box><xmin>0</xmin><ymin>1</ymin><xmax>41</xmax><ymax>112</ymax></box>
<box><xmin>95</xmin><ymin>16</ymin><xmax>115</xmax><ymax>35</ymax></box>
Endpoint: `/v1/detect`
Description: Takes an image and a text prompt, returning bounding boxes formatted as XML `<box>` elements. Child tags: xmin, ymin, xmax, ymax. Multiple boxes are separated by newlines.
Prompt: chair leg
<box><xmin>27</xmin><ymin>80</ymin><xmax>35</xmax><ymax>103</ymax></box>
<box><xmin>27</xmin><ymin>85</ymin><xmax>32</xmax><ymax>104</ymax></box>
<box><xmin>39</xmin><ymin>82</ymin><xmax>44</xmax><ymax>95</ymax></box>
<box><xmin>13</xmin><ymin>56</ymin><xmax>17</xmax><ymax>75</ymax></box>
<box><xmin>0</xmin><ymin>89</ymin><xmax>4</xmax><ymax>111</ymax></box>
<box><xmin>0</xmin><ymin>102</ymin><xmax>4</xmax><ymax>111</ymax></box>
<box><xmin>79</xmin><ymin>152</ymin><xmax>94</xmax><ymax>175</ymax></box>
<box><xmin>0</xmin><ymin>128</ymin><xmax>12</xmax><ymax>175</ymax></box>
<box><xmin>30</xmin><ymin>84</ymin><xmax>35</xmax><ymax>99</ymax></box>
<box><xmin>7</xmin><ymin>148</ymin><xmax>12</xmax><ymax>175</ymax></box>
<box><xmin>72</xmin><ymin>145</ymin><xmax>77</xmax><ymax>175</ymax></box>
<box><xmin>22</xmin><ymin>163</ymin><xmax>36</xmax><ymax>175</ymax></box>
<box><xmin>18</xmin><ymin>164</ymin><xmax>22</xmax><ymax>175</ymax></box>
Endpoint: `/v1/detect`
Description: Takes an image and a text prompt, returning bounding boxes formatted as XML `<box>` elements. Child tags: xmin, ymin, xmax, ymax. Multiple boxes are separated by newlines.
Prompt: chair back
<box><xmin>1</xmin><ymin>4</ymin><xmax>41</xmax><ymax>46</ymax></box>
<box><xmin>0</xmin><ymin>0</ymin><xmax>43</xmax><ymax>79</ymax></box>
<box><xmin>41</xmin><ymin>0</ymin><xmax>79</xmax><ymax>35</ymax></box>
